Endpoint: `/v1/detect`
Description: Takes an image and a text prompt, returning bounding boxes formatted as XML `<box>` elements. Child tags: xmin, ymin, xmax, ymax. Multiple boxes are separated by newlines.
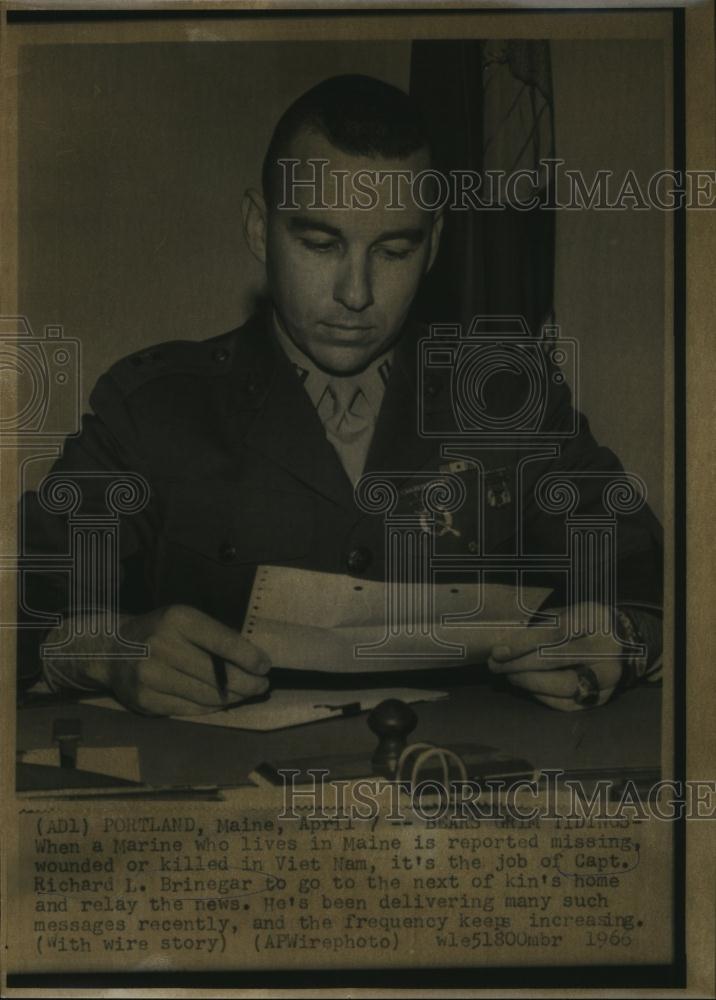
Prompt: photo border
<box><xmin>1</xmin><ymin>2</ymin><xmax>711</xmax><ymax>995</ymax></box>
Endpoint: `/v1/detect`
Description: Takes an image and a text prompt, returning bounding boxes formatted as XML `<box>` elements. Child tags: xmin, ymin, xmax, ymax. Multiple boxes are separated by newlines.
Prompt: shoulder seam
<box><xmin>103</xmin><ymin>331</ymin><xmax>240</xmax><ymax>397</ymax></box>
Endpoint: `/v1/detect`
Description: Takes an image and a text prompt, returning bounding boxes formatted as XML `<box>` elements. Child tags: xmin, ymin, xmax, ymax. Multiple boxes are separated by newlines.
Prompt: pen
<box><xmin>211</xmin><ymin>653</ymin><xmax>229</xmax><ymax>707</ymax></box>
<box><xmin>210</xmin><ymin>653</ymin><xmax>271</xmax><ymax>710</ymax></box>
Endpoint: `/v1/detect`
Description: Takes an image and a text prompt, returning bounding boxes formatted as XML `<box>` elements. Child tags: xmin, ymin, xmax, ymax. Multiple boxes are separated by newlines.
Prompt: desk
<box><xmin>17</xmin><ymin>682</ymin><xmax>661</xmax><ymax>791</ymax></box>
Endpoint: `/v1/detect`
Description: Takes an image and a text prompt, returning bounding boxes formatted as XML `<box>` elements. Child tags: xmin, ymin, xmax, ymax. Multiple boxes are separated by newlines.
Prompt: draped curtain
<box><xmin>409</xmin><ymin>40</ymin><xmax>556</xmax><ymax>337</ymax></box>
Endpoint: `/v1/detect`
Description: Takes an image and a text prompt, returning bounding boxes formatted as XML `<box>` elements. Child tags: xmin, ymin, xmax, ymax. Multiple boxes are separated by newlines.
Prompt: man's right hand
<box><xmin>46</xmin><ymin>605</ymin><xmax>271</xmax><ymax>717</ymax></box>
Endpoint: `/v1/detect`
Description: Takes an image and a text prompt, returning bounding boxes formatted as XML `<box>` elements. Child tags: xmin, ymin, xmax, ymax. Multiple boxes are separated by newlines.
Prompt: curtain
<box><xmin>410</xmin><ymin>39</ymin><xmax>556</xmax><ymax>338</ymax></box>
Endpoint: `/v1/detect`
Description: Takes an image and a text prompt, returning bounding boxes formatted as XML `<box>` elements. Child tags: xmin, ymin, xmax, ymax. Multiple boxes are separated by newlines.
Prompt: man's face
<box><xmin>247</xmin><ymin>130</ymin><xmax>442</xmax><ymax>374</ymax></box>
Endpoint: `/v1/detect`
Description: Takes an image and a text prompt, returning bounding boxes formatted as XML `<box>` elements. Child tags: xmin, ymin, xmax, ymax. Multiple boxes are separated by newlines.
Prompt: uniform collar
<box><xmin>272</xmin><ymin>312</ymin><xmax>393</xmax><ymax>420</ymax></box>
<box><xmin>222</xmin><ymin>309</ymin><xmax>450</xmax><ymax>510</ymax></box>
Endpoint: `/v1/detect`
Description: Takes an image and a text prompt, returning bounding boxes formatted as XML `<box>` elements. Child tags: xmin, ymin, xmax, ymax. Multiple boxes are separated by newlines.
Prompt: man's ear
<box><xmin>426</xmin><ymin>209</ymin><xmax>445</xmax><ymax>274</ymax></box>
<box><xmin>241</xmin><ymin>188</ymin><xmax>268</xmax><ymax>265</ymax></box>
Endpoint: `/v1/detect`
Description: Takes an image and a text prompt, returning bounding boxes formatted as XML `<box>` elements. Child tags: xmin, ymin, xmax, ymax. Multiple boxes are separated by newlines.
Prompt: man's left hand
<box><xmin>488</xmin><ymin>602</ymin><xmax>625</xmax><ymax>711</ymax></box>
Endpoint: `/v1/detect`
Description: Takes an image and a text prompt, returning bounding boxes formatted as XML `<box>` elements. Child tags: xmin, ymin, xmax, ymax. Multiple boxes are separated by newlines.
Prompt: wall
<box><xmin>18</xmin><ymin>41</ymin><xmax>411</xmax><ymax>368</ymax></box>
<box><xmin>551</xmin><ymin>40</ymin><xmax>666</xmax><ymax>520</ymax></box>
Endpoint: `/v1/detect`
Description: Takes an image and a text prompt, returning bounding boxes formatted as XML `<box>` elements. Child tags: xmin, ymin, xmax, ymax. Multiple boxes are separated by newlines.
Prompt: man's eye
<box><xmin>301</xmin><ymin>239</ymin><xmax>339</xmax><ymax>253</ymax></box>
<box><xmin>374</xmin><ymin>245</ymin><xmax>414</xmax><ymax>261</ymax></box>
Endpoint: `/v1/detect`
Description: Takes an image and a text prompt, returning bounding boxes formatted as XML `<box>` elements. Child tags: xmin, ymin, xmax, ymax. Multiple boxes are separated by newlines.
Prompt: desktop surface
<box><xmin>16</xmin><ymin>680</ymin><xmax>662</xmax><ymax>791</ymax></box>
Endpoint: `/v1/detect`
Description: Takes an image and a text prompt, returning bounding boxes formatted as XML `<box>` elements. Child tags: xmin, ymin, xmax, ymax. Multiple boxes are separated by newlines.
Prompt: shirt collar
<box><xmin>272</xmin><ymin>312</ymin><xmax>393</xmax><ymax>417</ymax></box>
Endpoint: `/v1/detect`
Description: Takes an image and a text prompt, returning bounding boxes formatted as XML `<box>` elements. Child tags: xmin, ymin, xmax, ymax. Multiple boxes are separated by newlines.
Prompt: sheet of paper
<box><xmin>82</xmin><ymin>688</ymin><xmax>448</xmax><ymax>732</ymax></box>
<box><xmin>242</xmin><ymin>566</ymin><xmax>556</xmax><ymax>672</ymax></box>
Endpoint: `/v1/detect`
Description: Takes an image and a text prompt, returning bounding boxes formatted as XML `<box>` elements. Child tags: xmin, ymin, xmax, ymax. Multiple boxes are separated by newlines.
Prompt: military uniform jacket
<box><xmin>18</xmin><ymin>311</ymin><xmax>663</xmax><ymax>689</ymax></box>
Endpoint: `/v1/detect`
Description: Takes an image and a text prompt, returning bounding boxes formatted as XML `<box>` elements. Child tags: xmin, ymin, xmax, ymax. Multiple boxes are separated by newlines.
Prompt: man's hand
<box><xmin>488</xmin><ymin>602</ymin><xmax>624</xmax><ymax>711</ymax></box>
<box><xmin>48</xmin><ymin>605</ymin><xmax>270</xmax><ymax>716</ymax></box>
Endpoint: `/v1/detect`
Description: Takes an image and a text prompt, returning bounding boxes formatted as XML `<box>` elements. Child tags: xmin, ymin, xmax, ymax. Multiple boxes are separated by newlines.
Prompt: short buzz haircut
<box><xmin>261</xmin><ymin>74</ymin><xmax>431</xmax><ymax>206</ymax></box>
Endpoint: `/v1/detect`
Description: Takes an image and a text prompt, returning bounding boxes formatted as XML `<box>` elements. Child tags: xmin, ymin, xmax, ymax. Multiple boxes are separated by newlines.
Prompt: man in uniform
<box><xmin>18</xmin><ymin>75</ymin><xmax>663</xmax><ymax>716</ymax></box>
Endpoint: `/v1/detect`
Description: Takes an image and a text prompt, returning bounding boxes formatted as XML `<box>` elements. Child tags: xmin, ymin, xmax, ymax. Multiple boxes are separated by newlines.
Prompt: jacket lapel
<box><xmin>365</xmin><ymin>324</ymin><xmax>449</xmax><ymax>476</ymax></box>
<box><xmin>364</xmin><ymin>323</ymin><xmax>521</xmax><ymax>554</ymax></box>
<box><xmin>221</xmin><ymin>314</ymin><xmax>520</xmax><ymax>553</ymax></box>
<box><xmin>226</xmin><ymin>314</ymin><xmax>355</xmax><ymax>508</ymax></box>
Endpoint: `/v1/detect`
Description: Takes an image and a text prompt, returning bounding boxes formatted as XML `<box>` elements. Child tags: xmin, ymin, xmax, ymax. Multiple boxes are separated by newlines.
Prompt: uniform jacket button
<box><xmin>213</xmin><ymin>347</ymin><xmax>230</xmax><ymax>362</ymax></box>
<box><xmin>219</xmin><ymin>541</ymin><xmax>237</xmax><ymax>563</ymax></box>
<box><xmin>346</xmin><ymin>546</ymin><xmax>372</xmax><ymax>574</ymax></box>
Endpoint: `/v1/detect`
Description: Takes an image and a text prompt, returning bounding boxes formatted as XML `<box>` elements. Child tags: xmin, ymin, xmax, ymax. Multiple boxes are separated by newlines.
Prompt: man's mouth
<box><xmin>321</xmin><ymin>321</ymin><xmax>375</xmax><ymax>332</ymax></box>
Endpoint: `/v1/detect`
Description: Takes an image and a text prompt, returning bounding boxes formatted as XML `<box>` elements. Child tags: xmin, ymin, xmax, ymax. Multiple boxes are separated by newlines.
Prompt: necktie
<box><xmin>320</xmin><ymin>379</ymin><xmax>374</xmax><ymax>485</ymax></box>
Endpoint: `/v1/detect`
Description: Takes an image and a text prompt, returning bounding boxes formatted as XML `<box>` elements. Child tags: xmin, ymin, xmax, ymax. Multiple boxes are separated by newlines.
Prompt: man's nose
<box><xmin>333</xmin><ymin>253</ymin><xmax>374</xmax><ymax>312</ymax></box>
